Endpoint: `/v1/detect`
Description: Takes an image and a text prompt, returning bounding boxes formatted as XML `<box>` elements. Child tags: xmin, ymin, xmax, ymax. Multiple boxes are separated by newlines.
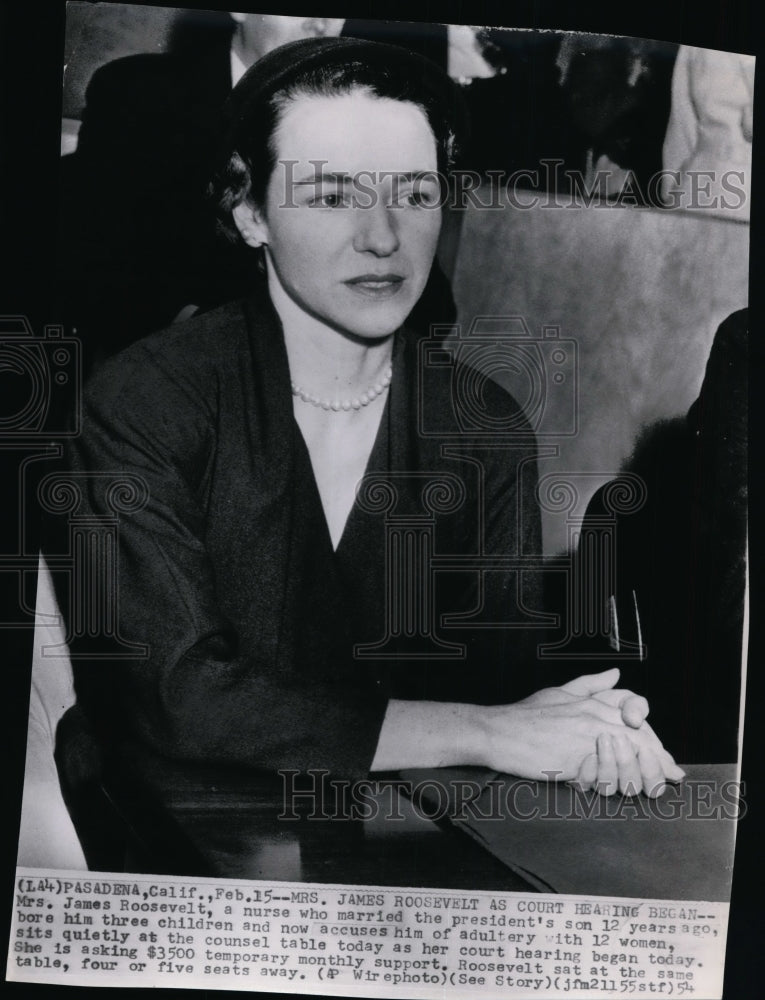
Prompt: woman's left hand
<box><xmin>524</xmin><ymin>668</ymin><xmax>683</xmax><ymax>797</ymax></box>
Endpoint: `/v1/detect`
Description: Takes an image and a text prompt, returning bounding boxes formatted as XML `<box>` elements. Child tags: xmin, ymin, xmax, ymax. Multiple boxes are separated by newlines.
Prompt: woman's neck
<box><xmin>266</xmin><ymin>260</ymin><xmax>395</xmax><ymax>399</ymax></box>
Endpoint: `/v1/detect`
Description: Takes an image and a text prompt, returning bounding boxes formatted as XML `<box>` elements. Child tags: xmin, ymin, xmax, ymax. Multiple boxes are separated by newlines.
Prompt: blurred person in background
<box><xmin>58</xmin><ymin>13</ymin><xmax>346</xmax><ymax>370</ymax></box>
<box><xmin>661</xmin><ymin>46</ymin><xmax>754</xmax><ymax>219</ymax></box>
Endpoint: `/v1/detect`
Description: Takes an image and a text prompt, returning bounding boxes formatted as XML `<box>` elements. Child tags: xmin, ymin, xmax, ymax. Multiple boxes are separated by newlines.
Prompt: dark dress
<box><xmin>45</xmin><ymin>281</ymin><xmax>546</xmax><ymax>789</ymax></box>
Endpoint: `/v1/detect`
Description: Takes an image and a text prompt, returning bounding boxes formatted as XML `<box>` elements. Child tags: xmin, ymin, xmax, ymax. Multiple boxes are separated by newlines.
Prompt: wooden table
<box><xmin>407</xmin><ymin>763</ymin><xmax>738</xmax><ymax>901</ymax></box>
<box><xmin>105</xmin><ymin>754</ymin><xmax>738</xmax><ymax>901</ymax></box>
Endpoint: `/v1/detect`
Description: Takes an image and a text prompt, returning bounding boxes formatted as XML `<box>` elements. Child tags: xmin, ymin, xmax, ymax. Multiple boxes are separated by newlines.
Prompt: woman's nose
<box><xmin>352</xmin><ymin>201</ymin><xmax>400</xmax><ymax>256</ymax></box>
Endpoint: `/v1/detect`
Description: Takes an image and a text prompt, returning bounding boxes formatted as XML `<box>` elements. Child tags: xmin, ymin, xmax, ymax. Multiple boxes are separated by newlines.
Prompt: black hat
<box><xmin>223</xmin><ymin>35</ymin><xmax>468</xmax><ymax>161</ymax></box>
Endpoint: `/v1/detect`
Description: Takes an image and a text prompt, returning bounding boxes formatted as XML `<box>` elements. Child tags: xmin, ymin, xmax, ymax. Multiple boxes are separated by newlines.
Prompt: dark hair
<box><xmin>210</xmin><ymin>43</ymin><xmax>466</xmax><ymax>244</ymax></box>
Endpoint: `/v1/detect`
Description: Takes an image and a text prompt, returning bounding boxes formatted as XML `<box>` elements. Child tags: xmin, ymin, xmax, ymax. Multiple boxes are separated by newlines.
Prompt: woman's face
<box><xmin>234</xmin><ymin>90</ymin><xmax>443</xmax><ymax>340</ymax></box>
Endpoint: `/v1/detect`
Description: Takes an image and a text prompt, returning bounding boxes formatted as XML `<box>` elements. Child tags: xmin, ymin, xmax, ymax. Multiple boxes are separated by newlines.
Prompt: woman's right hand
<box><xmin>479</xmin><ymin>668</ymin><xmax>684</xmax><ymax>797</ymax></box>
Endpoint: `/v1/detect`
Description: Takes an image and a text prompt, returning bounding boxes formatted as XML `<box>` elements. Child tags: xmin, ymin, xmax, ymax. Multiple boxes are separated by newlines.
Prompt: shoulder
<box><xmin>84</xmin><ymin>299</ymin><xmax>250</xmax><ymax>407</ymax></box>
<box><xmin>75</xmin><ymin>301</ymin><xmax>261</xmax><ymax>464</ymax></box>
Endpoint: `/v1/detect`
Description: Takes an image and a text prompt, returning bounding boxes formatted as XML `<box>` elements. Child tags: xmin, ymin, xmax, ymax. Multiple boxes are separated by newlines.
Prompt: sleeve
<box><xmin>662</xmin><ymin>46</ymin><xmax>696</xmax><ymax>181</ymax></box>
<box><xmin>49</xmin><ymin>348</ymin><xmax>388</xmax><ymax>783</ymax></box>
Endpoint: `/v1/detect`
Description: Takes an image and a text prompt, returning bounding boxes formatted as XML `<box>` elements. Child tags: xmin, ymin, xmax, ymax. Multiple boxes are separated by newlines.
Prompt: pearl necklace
<box><xmin>291</xmin><ymin>364</ymin><xmax>393</xmax><ymax>412</ymax></box>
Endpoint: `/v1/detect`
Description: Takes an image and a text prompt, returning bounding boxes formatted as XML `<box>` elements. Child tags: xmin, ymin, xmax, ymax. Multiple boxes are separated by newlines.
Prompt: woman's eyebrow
<box><xmin>292</xmin><ymin>170</ymin><xmax>353</xmax><ymax>186</ymax></box>
<box><xmin>384</xmin><ymin>171</ymin><xmax>441</xmax><ymax>182</ymax></box>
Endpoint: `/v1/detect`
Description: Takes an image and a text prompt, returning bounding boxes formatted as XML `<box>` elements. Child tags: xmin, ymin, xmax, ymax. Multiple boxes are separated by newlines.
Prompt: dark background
<box><xmin>0</xmin><ymin>1</ymin><xmax>760</xmax><ymax>998</ymax></box>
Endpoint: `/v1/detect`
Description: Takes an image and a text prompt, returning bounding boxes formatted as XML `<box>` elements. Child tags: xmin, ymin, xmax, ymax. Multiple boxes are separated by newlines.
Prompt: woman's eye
<box><xmin>312</xmin><ymin>192</ymin><xmax>347</xmax><ymax>208</ymax></box>
<box><xmin>396</xmin><ymin>187</ymin><xmax>439</xmax><ymax>208</ymax></box>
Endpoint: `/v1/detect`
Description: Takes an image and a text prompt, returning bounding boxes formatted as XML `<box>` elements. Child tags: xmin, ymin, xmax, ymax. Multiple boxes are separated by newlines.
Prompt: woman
<box><xmin>51</xmin><ymin>37</ymin><xmax>681</xmax><ymax>808</ymax></box>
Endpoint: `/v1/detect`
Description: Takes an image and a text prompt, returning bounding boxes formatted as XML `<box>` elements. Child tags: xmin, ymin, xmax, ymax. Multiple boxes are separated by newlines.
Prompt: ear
<box><xmin>232</xmin><ymin>200</ymin><xmax>269</xmax><ymax>248</ymax></box>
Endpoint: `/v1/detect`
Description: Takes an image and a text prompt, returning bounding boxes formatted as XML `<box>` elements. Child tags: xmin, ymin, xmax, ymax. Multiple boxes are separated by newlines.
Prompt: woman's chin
<box><xmin>349</xmin><ymin>299</ymin><xmax>422</xmax><ymax>339</ymax></box>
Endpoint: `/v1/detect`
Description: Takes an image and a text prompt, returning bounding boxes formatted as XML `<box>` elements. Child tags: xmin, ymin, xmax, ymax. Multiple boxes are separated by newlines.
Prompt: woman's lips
<box><xmin>344</xmin><ymin>274</ymin><xmax>405</xmax><ymax>297</ymax></box>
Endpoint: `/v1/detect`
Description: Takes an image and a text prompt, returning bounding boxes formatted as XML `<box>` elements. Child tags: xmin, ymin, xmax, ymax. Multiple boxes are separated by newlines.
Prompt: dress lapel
<box><xmin>240</xmin><ymin>284</ymin><xmax>351</xmax><ymax>663</ymax></box>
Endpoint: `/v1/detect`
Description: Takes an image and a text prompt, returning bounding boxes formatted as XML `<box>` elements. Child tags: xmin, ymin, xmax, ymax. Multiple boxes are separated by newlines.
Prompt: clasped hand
<box><xmin>484</xmin><ymin>668</ymin><xmax>684</xmax><ymax>798</ymax></box>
